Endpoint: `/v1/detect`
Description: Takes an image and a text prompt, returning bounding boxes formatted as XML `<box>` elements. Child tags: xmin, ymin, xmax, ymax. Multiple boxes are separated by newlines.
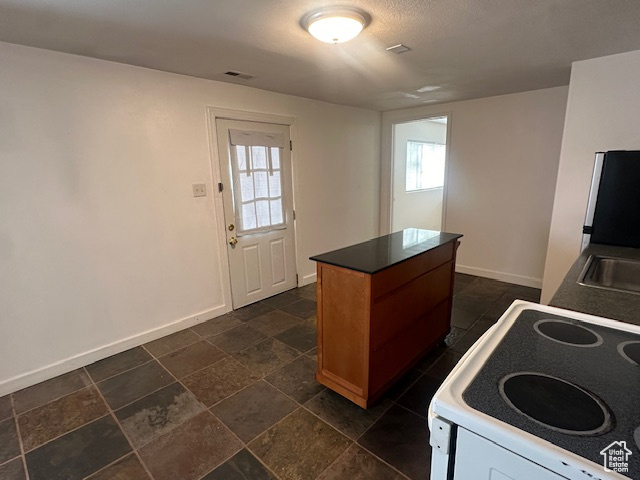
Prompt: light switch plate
<box><xmin>192</xmin><ymin>184</ymin><xmax>206</xmax><ymax>197</ymax></box>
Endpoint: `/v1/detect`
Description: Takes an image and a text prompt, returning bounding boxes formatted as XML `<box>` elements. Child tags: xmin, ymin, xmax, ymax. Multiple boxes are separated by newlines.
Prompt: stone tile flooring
<box><xmin>0</xmin><ymin>274</ymin><xmax>540</xmax><ymax>480</ymax></box>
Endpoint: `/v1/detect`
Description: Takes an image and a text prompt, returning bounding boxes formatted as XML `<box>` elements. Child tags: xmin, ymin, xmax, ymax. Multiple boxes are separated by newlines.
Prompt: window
<box><xmin>232</xmin><ymin>144</ymin><xmax>285</xmax><ymax>233</ymax></box>
<box><xmin>405</xmin><ymin>141</ymin><xmax>445</xmax><ymax>191</ymax></box>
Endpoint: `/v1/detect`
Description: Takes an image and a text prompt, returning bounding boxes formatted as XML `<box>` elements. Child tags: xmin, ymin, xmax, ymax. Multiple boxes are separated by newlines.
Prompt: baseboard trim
<box><xmin>0</xmin><ymin>304</ymin><xmax>229</xmax><ymax>396</ymax></box>
<box><xmin>301</xmin><ymin>272</ymin><xmax>317</xmax><ymax>286</ymax></box>
<box><xmin>455</xmin><ymin>264</ymin><xmax>542</xmax><ymax>289</ymax></box>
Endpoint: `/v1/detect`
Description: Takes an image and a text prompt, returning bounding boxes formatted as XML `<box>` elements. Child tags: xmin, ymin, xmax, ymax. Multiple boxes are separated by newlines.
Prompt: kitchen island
<box><xmin>310</xmin><ymin>228</ymin><xmax>462</xmax><ymax>408</ymax></box>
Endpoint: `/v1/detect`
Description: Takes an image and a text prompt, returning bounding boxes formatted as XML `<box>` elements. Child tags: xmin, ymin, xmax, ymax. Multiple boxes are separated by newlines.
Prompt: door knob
<box><xmin>228</xmin><ymin>237</ymin><xmax>238</xmax><ymax>246</ymax></box>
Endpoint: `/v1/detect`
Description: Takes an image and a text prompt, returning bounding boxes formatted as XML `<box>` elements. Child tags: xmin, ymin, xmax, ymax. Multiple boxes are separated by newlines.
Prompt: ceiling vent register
<box><xmin>224</xmin><ymin>71</ymin><xmax>255</xmax><ymax>80</ymax></box>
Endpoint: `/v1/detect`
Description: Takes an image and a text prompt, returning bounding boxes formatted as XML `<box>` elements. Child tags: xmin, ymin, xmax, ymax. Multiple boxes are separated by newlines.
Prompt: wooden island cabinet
<box><xmin>310</xmin><ymin>229</ymin><xmax>462</xmax><ymax>408</ymax></box>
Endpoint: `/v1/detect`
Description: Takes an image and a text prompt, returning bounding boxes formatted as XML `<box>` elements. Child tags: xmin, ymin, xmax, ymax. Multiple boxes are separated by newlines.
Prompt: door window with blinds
<box><xmin>229</xmin><ymin>129</ymin><xmax>286</xmax><ymax>234</ymax></box>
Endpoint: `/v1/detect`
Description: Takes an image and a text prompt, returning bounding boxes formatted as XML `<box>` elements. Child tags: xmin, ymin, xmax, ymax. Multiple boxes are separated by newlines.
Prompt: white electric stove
<box><xmin>428</xmin><ymin>301</ymin><xmax>640</xmax><ymax>480</ymax></box>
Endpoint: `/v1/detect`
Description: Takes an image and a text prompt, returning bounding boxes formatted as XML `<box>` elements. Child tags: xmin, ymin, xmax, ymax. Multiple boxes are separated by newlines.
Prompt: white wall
<box><xmin>0</xmin><ymin>41</ymin><xmax>380</xmax><ymax>394</ymax></box>
<box><xmin>541</xmin><ymin>50</ymin><xmax>640</xmax><ymax>303</ymax></box>
<box><xmin>382</xmin><ymin>87</ymin><xmax>569</xmax><ymax>288</ymax></box>
<box><xmin>392</xmin><ymin>120</ymin><xmax>446</xmax><ymax>232</ymax></box>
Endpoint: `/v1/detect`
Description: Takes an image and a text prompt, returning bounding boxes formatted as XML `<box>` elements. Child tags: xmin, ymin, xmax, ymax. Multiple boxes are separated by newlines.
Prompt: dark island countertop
<box><xmin>309</xmin><ymin>228</ymin><xmax>463</xmax><ymax>275</ymax></box>
<box><xmin>550</xmin><ymin>243</ymin><xmax>640</xmax><ymax>326</ymax></box>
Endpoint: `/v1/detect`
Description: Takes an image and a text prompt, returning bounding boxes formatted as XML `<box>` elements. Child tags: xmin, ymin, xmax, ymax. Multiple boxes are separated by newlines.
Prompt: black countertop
<box><xmin>309</xmin><ymin>228</ymin><xmax>463</xmax><ymax>274</ymax></box>
<box><xmin>550</xmin><ymin>243</ymin><xmax>640</xmax><ymax>326</ymax></box>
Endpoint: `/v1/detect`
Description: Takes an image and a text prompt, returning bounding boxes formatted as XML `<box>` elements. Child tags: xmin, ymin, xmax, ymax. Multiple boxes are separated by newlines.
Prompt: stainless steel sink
<box><xmin>578</xmin><ymin>255</ymin><xmax>640</xmax><ymax>295</ymax></box>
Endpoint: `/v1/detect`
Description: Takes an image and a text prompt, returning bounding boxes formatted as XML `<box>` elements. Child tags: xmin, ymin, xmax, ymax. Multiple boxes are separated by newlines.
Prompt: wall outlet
<box><xmin>192</xmin><ymin>184</ymin><xmax>206</xmax><ymax>197</ymax></box>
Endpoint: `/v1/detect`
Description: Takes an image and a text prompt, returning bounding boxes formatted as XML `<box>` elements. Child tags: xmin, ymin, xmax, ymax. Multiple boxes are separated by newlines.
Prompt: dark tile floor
<box><xmin>0</xmin><ymin>274</ymin><xmax>540</xmax><ymax>480</ymax></box>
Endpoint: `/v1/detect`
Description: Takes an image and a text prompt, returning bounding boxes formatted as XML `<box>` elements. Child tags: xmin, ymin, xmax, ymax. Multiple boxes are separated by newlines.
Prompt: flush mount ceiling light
<box><xmin>301</xmin><ymin>6</ymin><xmax>370</xmax><ymax>44</ymax></box>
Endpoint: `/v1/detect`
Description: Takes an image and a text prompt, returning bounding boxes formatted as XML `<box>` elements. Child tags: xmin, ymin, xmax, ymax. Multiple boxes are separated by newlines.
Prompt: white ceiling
<box><xmin>2</xmin><ymin>0</ymin><xmax>640</xmax><ymax>111</ymax></box>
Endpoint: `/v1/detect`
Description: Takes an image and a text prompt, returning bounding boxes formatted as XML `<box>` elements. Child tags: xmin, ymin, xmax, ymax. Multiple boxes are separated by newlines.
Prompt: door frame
<box><xmin>206</xmin><ymin>107</ymin><xmax>300</xmax><ymax>311</ymax></box>
<box><xmin>380</xmin><ymin>109</ymin><xmax>453</xmax><ymax>235</ymax></box>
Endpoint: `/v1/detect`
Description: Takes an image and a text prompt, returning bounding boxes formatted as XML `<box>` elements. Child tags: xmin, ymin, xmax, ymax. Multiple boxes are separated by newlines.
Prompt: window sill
<box><xmin>405</xmin><ymin>186</ymin><xmax>444</xmax><ymax>193</ymax></box>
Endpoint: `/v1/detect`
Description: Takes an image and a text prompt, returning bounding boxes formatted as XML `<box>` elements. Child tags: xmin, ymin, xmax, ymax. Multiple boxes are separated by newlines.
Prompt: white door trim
<box><xmin>380</xmin><ymin>109</ymin><xmax>453</xmax><ymax>235</ymax></box>
<box><xmin>206</xmin><ymin>107</ymin><xmax>300</xmax><ymax>310</ymax></box>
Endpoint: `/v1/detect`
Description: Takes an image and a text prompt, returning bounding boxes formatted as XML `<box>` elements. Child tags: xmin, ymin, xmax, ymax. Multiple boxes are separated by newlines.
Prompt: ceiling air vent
<box><xmin>386</xmin><ymin>44</ymin><xmax>411</xmax><ymax>54</ymax></box>
<box><xmin>224</xmin><ymin>71</ymin><xmax>255</xmax><ymax>80</ymax></box>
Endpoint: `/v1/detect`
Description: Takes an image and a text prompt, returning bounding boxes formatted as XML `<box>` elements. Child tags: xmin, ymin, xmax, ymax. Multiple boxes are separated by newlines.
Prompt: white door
<box><xmin>216</xmin><ymin>119</ymin><xmax>297</xmax><ymax>308</ymax></box>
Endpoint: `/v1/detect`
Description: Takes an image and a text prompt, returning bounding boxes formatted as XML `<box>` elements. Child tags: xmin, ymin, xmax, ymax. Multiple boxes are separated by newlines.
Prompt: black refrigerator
<box><xmin>583</xmin><ymin>150</ymin><xmax>640</xmax><ymax>250</ymax></box>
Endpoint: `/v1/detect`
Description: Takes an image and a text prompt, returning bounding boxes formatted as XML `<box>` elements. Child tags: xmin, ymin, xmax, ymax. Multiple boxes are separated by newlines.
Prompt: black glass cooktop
<box><xmin>463</xmin><ymin>309</ymin><xmax>640</xmax><ymax>476</ymax></box>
